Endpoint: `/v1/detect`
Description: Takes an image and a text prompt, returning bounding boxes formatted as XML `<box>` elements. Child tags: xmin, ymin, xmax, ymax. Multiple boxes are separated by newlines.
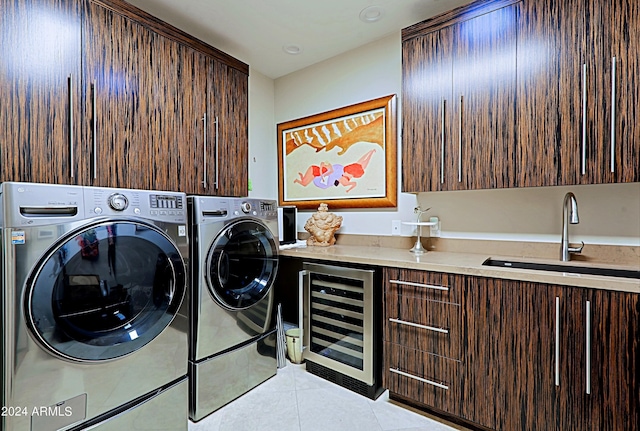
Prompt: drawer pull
<box><xmin>389</xmin><ymin>318</ymin><xmax>449</xmax><ymax>334</ymax></box>
<box><xmin>390</xmin><ymin>368</ymin><xmax>449</xmax><ymax>390</ymax></box>
<box><xmin>389</xmin><ymin>280</ymin><xmax>449</xmax><ymax>292</ymax></box>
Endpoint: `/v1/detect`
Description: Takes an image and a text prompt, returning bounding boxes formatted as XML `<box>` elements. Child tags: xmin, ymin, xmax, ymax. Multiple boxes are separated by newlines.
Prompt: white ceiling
<box><xmin>126</xmin><ymin>0</ymin><xmax>473</xmax><ymax>79</ymax></box>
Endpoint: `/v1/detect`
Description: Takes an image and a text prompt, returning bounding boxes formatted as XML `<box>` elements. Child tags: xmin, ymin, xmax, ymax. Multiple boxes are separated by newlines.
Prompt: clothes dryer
<box><xmin>1</xmin><ymin>182</ymin><xmax>189</xmax><ymax>431</ymax></box>
<box><xmin>187</xmin><ymin>196</ymin><xmax>279</xmax><ymax>421</ymax></box>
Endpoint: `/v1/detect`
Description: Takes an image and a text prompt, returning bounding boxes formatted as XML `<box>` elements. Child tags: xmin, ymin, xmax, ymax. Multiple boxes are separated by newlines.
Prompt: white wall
<box><xmin>274</xmin><ymin>32</ymin><xmax>417</xmax><ymax>235</ymax></box>
<box><xmin>247</xmin><ymin>32</ymin><xmax>640</xmax><ymax>246</ymax></box>
<box><xmin>247</xmin><ymin>70</ymin><xmax>278</xmax><ymax>199</ymax></box>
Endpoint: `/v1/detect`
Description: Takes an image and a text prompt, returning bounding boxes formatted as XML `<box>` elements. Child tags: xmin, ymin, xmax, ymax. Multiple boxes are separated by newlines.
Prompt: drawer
<box><xmin>384</xmin><ymin>268</ymin><xmax>463</xmax><ymax>303</ymax></box>
<box><xmin>384</xmin><ymin>293</ymin><xmax>461</xmax><ymax>359</ymax></box>
<box><xmin>384</xmin><ymin>341</ymin><xmax>462</xmax><ymax>416</ymax></box>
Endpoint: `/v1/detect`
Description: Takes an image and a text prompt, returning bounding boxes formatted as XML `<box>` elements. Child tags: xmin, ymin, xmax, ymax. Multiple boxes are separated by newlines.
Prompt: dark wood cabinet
<box><xmin>516</xmin><ymin>0</ymin><xmax>639</xmax><ymax>187</ymax></box>
<box><xmin>403</xmin><ymin>0</ymin><xmax>639</xmax><ymax>191</ymax></box>
<box><xmin>83</xmin><ymin>0</ymin><xmax>155</xmax><ymax>189</ymax></box>
<box><xmin>556</xmin><ymin>287</ymin><xmax>640</xmax><ymax>431</ymax></box>
<box><xmin>382</xmin><ymin>268</ymin><xmax>464</xmax><ymax>417</ymax></box>
<box><xmin>0</xmin><ymin>0</ymin><xmax>82</xmax><ymax>185</ymax></box>
<box><xmin>515</xmin><ymin>0</ymin><xmax>584</xmax><ymax>187</ymax></box>
<box><xmin>402</xmin><ymin>2</ymin><xmax>518</xmax><ymax>192</ymax></box>
<box><xmin>467</xmin><ymin>277</ymin><xmax>639</xmax><ymax>431</ymax></box>
<box><xmin>401</xmin><ymin>27</ymin><xmax>454</xmax><ymax>192</ymax></box>
<box><xmin>1</xmin><ymin>0</ymin><xmax>249</xmax><ymax>196</ymax></box>
<box><xmin>464</xmin><ymin>276</ymin><xmax>560</xmax><ymax>430</ymax></box>
<box><xmin>581</xmin><ymin>0</ymin><xmax>639</xmax><ymax>184</ymax></box>
<box><xmin>210</xmin><ymin>60</ymin><xmax>248</xmax><ymax>197</ymax></box>
<box><xmin>451</xmin><ymin>4</ymin><xmax>518</xmax><ymax>190</ymax></box>
<box><xmin>383</xmin><ymin>268</ymin><xmax>639</xmax><ymax>431</ymax></box>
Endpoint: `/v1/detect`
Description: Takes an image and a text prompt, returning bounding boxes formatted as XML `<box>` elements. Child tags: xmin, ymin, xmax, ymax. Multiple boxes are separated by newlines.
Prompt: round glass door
<box><xmin>206</xmin><ymin>219</ymin><xmax>279</xmax><ymax>310</ymax></box>
<box><xmin>26</xmin><ymin>221</ymin><xmax>186</xmax><ymax>362</ymax></box>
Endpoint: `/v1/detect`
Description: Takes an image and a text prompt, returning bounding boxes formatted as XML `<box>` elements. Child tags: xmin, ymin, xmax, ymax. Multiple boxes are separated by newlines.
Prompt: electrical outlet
<box><xmin>429</xmin><ymin>217</ymin><xmax>441</xmax><ymax>237</ymax></box>
<box><xmin>391</xmin><ymin>220</ymin><xmax>401</xmax><ymax>236</ymax></box>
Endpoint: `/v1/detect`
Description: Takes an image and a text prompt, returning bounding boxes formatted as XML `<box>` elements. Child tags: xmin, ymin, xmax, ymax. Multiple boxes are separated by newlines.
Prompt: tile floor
<box><xmin>188</xmin><ymin>362</ymin><xmax>470</xmax><ymax>431</ymax></box>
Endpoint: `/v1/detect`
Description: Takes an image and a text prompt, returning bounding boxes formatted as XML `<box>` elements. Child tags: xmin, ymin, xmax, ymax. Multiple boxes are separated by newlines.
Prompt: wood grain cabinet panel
<box><xmin>402</xmin><ymin>0</ymin><xmax>638</xmax><ymax>191</ymax></box>
<box><xmin>385</xmin><ymin>293</ymin><xmax>461</xmax><ymax>360</ymax></box>
<box><xmin>2</xmin><ymin>0</ymin><xmax>248</xmax><ymax>195</ymax></box>
<box><xmin>402</xmin><ymin>2</ymin><xmax>519</xmax><ymax>192</ymax></box>
<box><xmin>515</xmin><ymin>0</ymin><xmax>584</xmax><ymax>187</ymax></box>
<box><xmin>465</xmin><ymin>276</ymin><xmax>639</xmax><ymax>431</ymax></box>
<box><xmin>0</xmin><ymin>0</ymin><xmax>82</xmax><ymax>185</ymax></box>
<box><xmin>556</xmin><ymin>288</ymin><xmax>640</xmax><ymax>431</ymax></box>
<box><xmin>463</xmin><ymin>276</ymin><xmax>559</xmax><ymax>430</ymax></box>
<box><xmin>401</xmin><ymin>27</ymin><xmax>454</xmax><ymax>192</ymax></box>
<box><xmin>451</xmin><ymin>3</ymin><xmax>518</xmax><ymax>190</ymax></box>
<box><xmin>154</xmin><ymin>45</ymin><xmax>209</xmax><ymax>196</ymax></box>
<box><xmin>211</xmin><ymin>61</ymin><xmax>248</xmax><ymax>197</ymax></box>
<box><xmin>384</xmin><ymin>341</ymin><xmax>462</xmax><ymax>416</ymax></box>
<box><xmin>582</xmin><ymin>0</ymin><xmax>640</xmax><ymax>184</ymax></box>
<box><xmin>83</xmin><ymin>0</ymin><xmax>154</xmax><ymax>189</ymax></box>
<box><xmin>382</xmin><ymin>268</ymin><xmax>464</xmax><ymax>417</ymax></box>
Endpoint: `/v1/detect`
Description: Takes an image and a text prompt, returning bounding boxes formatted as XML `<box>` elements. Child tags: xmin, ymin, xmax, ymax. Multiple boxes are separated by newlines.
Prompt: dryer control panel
<box><xmin>231</xmin><ymin>199</ymin><xmax>277</xmax><ymax>220</ymax></box>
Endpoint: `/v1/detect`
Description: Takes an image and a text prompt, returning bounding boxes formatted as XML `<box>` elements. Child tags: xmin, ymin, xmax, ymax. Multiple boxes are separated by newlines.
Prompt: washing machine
<box><xmin>1</xmin><ymin>182</ymin><xmax>189</xmax><ymax>431</ymax></box>
<box><xmin>187</xmin><ymin>196</ymin><xmax>279</xmax><ymax>422</ymax></box>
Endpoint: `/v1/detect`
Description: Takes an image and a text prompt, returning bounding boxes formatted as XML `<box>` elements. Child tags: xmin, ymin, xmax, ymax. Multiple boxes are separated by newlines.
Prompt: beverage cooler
<box><xmin>299</xmin><ymin>262</ymin><xmax>383</xmax><ymax>399</ymax></box>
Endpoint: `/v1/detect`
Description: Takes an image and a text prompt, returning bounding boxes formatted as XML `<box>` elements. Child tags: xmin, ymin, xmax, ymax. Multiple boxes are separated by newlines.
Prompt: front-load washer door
<box><xmin>206</xmin><ymin>219</ymin><xmax>278</xmax><ymax>311</ymax></box>
<box><xmin>25</xmin><ymin>221</ymin><xmax>186</xmax><ymax>362</ymax></box>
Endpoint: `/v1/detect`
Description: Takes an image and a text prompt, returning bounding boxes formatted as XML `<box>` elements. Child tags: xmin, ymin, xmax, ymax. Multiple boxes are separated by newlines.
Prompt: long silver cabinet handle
<box><xmin>92</xmin><ymin>81</ymin><xmax>97</xmax><ymax>179</ymax></box>
<box><xmin>441</xmin><ymin>98</ymin><xmax>446</xmax><ymax>184</ymax></box>
<box><xmin>202</xmin><ymin>113</ymin><xmax>207</xmax><ymax>188</ymax></box>
<box><xmin>214</xmin><ymin>116</ymin><xmax>219</xmax><ymax>190</ymax></box>
<box><xmin>389</xmin><ymin>318</ymin><xmax>449</xmax><ymax>334</ymax></box>
<box><xmin>68</xmin><ymin>74</ymin><xmax>74</xmax><ymax>179</ymax></box>
<box><xmin>390</xmin><ymin>368</ymin><xmax>449</xmax><ymax>390</ymax></box>
<box><xmin>389</xmin><ymin>279</ymin><xmax>449</xmax><ymax>292</ymax></box>
<box><xmin>555</xmin><ymin>296</ymin><xmax>560</xmax><ymax>387</ymax></box>
<box><xmin>298</xmin><ymin>270</ymin><xmax>309</xmax><ymax>354</ymax></box>
<box><xmin>582</xmin><ymin>63</ymin><xmax>587</xmax><ymax>176</ymax></box>
<box><xmin>585</xmin><ymin>300</ymin><xmax>591</xmax><ymax>395</ymax></box>
<box><xmin>458</xmin><ymin>95</ymin><xmax>463</xmax><ymax>182</ymax></box>
<box><xmin>610</xmin><ymin>57</ymin><xmax>616</xmax><ymax>173</ymax></box>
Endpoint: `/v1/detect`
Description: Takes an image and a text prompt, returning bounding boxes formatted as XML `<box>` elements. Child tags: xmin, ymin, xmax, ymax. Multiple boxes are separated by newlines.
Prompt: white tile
<box><xmin>218</xmin><ymin>389</ymin><xmax>300</xmax><ymax>431</ymax></box>
<box><xmin>296</xmin><ymin>385</ymin><xmax>382</xmax><ymax>431</ymax></box>
<box><xmin>189</xmin><ymin>358</ymin><xmax>470</xmax><ymax>431</ymax></box>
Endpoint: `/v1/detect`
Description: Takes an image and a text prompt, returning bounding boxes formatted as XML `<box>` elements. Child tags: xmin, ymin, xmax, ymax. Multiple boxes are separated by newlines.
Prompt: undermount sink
<box><xmin>482</xmin><ymin>258</ymin><xmax>640</xmax><ymax>279</ymax></box>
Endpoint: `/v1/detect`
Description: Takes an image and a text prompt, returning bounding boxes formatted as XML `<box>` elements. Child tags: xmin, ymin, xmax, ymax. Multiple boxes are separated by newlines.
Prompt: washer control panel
<box><xmin>84</xmin><ymin>187</ymin><xmax>186</xmax><ymax>223</ymax></box>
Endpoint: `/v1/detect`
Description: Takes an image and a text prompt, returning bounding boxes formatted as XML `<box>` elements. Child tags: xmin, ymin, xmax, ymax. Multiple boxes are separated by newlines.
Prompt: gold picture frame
<box><xmin>277</xmin><ymin>94</ymin><xmax>397</xmax><ymax>210</ymax></box>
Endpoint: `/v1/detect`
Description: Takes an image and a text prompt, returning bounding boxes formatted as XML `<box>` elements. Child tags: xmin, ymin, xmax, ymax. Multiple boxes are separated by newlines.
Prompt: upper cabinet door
<box><xmin>605</xmin><ymin>0</ymin><xmax>639</xmax><ymax>183</ymax></box>
<box><xmin>82</xmin><ymin>0</ymin><xmax>154</xmax><ymax>190</ymax></box>
<box><xmin>515</xmin><ymin>0</ymin><xmax>584</xmax><ymax>187</ymax></box>
<box><xmin>0</xmin><ymin>0</ymin><xmax>82</xmax><ymax>184</ymax></box>
<box><xmin>210</xmin><ymin>61</ymin><xmax>248</xmax><ymax>197</ymax></box>
<box><xmin>581</xmin><ymin>0</ymin><xmax>639</xmax><ymax>184</ymax></box>
<box><xmin>401</xmin><ymin>27</ymin><xmax>454</xmax><ymax>192</ymax></box>
<box><xmin>172</xmin><ymin>47</ymin><xmax>209</xmax><ymax>196</ymax></box>
<box><xmin>452</xmin><ymin>3</ymin><xmax>518</xmax><ymax>191</ymax></box>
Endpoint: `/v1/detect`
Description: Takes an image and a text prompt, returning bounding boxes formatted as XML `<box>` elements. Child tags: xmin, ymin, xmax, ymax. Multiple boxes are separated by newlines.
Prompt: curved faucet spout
<box><xmin>560</xmin><ymin>192</ymin><xmax>583</xmax><ymax>261</ymax></box>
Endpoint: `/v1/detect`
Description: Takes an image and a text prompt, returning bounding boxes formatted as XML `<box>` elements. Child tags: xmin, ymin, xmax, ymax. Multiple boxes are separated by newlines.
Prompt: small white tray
<box><xmin>402</xmin><ymin>221</ymin><xmax>438</xmax><ymax>227</ymax></box>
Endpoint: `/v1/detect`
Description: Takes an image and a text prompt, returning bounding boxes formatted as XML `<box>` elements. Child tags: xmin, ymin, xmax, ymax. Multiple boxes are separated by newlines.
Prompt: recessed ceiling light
<box><xmin>283</xmin><ymin>44</ymin><xmax>303</xmax><ymax>55</ymax></box>
<box><xmin>359</xmin><ymin>5</ymin><xmax>385</xmax><ymax>23</ymax></box>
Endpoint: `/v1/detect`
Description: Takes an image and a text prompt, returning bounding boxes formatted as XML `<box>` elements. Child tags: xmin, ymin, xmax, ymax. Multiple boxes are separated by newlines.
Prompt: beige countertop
<box><xmin>280</xmin><ymin>245</ymin><xmax>640</xmax><ymax>294</ymax></box>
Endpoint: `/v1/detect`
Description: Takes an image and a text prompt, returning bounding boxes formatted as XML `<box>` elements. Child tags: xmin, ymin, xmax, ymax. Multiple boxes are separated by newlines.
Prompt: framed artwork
<box><xmin>277</xmin><ymin>94</ymin><xmax>397</xmax><ymax>210</ymax></box>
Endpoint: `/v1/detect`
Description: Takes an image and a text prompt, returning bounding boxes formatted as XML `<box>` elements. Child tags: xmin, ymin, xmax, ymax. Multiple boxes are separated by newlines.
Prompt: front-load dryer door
<box><xmin>25</xmin><ymin>221</ymin><xmax>186</xmax><ymax>362</ymax></box>
<box><xmin>206</xmin><ymin>219</ymin><xmax>279</xmax><ymax>311</ymax></box>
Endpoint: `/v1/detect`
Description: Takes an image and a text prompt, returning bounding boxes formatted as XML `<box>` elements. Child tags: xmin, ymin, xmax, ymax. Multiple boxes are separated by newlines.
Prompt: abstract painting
<box><xmin>277</xmin><ymin>95</ymin><xmax>397</xmax><ymax>209</ymax></box>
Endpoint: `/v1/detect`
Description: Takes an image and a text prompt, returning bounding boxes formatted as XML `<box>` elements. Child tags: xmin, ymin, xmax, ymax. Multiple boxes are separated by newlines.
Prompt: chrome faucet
<box><xmin>560</xmin><ymin>192</ymin><xmax>584</xmax><ymax>261</ymax></box>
